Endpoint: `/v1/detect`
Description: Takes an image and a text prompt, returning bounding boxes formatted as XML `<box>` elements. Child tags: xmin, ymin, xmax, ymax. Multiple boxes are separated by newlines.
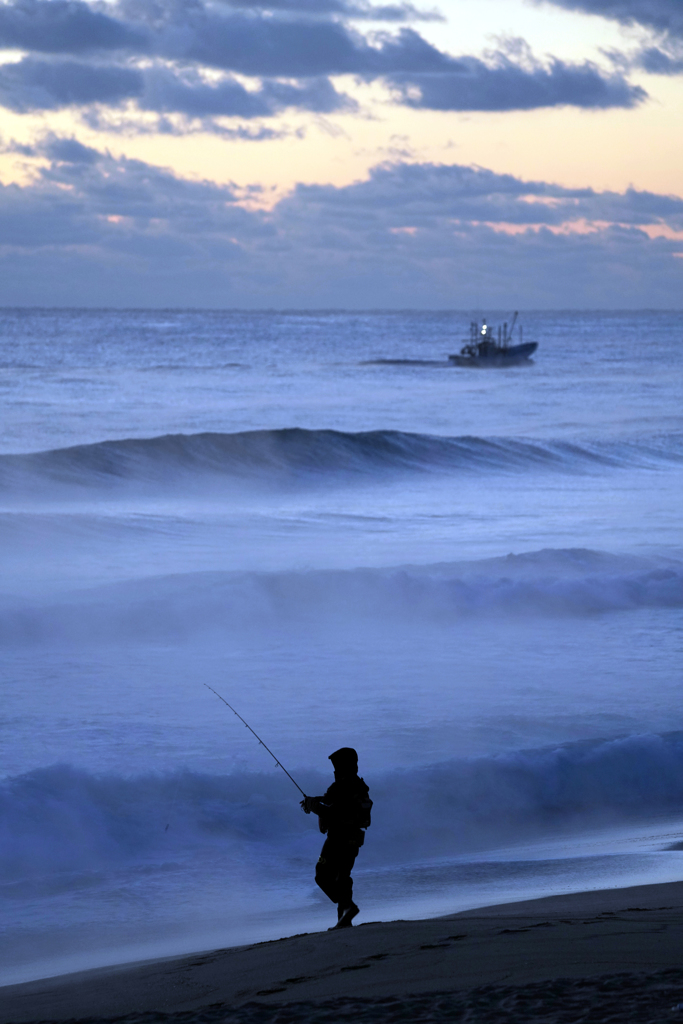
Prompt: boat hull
<box><xmin>448</xmin><ymin>341</ymin><xmax>537</xmax><ymax>367</ymax></box>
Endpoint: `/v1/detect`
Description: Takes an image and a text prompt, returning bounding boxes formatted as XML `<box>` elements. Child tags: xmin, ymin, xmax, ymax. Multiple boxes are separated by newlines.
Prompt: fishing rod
<box><xmin>204</xmin><ymin>684</ymin><xmax>307</xmax><ymax>798</ymax></box>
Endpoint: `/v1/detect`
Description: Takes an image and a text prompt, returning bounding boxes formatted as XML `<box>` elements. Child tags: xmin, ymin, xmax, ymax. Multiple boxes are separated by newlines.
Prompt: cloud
<box><xmin>0</xmin><ymin>0</ymin><xmax>648</xmax><ymax>124</ymax></box>
<box><xmin>389</xmin><ymin>49</ymin><xmax>646</xmax><ymax>110</ymax></box>
<box><xmin>538</xmin><ymin>0</ymin><xmax>683</xmax><ymax>38</ymax></box>
<box><xmin>0</xmin><ymin>138</ymin><xmax>262</xmax><ymax>248</ymax></box>
<box><xmin>155</xmin><ymin>18</ymin><xmax>439</xmax><ymax>77</ymax></box>
<box><xmin>139</xmin><ymin>66</ymin><xmax>355</xmax><ymax>117</ymax></box>
<box><xmin>637</xmin><ymin>43</ymin><xmax>683</xmax><ymax>71</ymax></box>
<box><xmin>0</xmin><ymin>0</ymin><xmax>441</xmax><ymax>59</ymax></box>
<box><xmin>0</xmin><ymin>143</ymin><xmax>680</xmax><ymax>306</ymax></box>
<box><xmin>153</xmin><ymin>15</ymin><xmax>640</xmax><ymax>105</ymax></box>
<box><xmin>0</xmin><ymin>58</ymin><xmax>142</xmax><ymax>112</ymax></box>
<box><xmin>210</xmin><ymin>0</ymin><xmax>444</xmax><ymax>20</ymax></box>
<box><xmin>41</xmin><ymin>135</ymin><xmax>101</xmax><ymax>163</ymax></box>
<box><xmin>540</xmin><ymin>0</ymin><xmax>683</xmax><ymax>74</ymax></box>
<box><xmin>79</xmin><ymin>106</ymin><xmax>293</xmax><ymax>138</ymax></box>
<box><xmin>278</xmin><ymin>159</ymin><xmax>683</xmax><ymax>228</ymax></box>
<box><xmin>0</xmin><ymin>43</ymin><xmax>644</xmax><ymax>123</ymax></box>
<box><xmin>0</xmin><ymin>0</ymin><xmax>148</xmax><ymax>53</ymax></box>
<box><xmin>0</xmin><ymin>57</ymin><xmax>354</xmax><ymax>116</ymax></box>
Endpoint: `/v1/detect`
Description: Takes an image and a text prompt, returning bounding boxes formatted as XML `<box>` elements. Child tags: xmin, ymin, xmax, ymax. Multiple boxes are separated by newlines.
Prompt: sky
<box><xmin>0</xmin><ymin>0</ymin><xmax>681</xmax><ymax>306</ymax></box>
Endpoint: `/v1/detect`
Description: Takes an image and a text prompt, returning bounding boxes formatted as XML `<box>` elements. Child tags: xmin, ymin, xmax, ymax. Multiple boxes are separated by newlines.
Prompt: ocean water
<box><xmin>1</xmin><ymin>309</ymin><xmax>682</xmax><ymax>986</ymax></box>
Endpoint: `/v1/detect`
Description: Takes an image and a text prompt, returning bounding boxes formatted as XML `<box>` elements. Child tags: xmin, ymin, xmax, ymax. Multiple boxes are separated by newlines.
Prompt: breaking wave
<box><xmin>3</xmin><ymin>731</ymin><xmax>683</xmax><ymax>883</ymax></box>
<box><xmin>1</xmin><ymin>549</ymin><xmax>681</xmax><ymax>641</ymax></box>
<box><xmin>1</xmin><ymin>427</ymin><xmax>682</xmax><ymax>494</ymax></box>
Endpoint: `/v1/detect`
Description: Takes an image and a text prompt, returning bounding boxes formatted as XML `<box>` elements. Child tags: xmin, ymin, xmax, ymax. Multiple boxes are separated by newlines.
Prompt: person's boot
<box><xmin>328</xmin><ymin>905</ymin><xmax>343</xmax><ymax>930</ymax></box>
<box><xmin>329</xmin><ymin>902</ymin><xmax>359</xmax><ymax>929</ymax></box>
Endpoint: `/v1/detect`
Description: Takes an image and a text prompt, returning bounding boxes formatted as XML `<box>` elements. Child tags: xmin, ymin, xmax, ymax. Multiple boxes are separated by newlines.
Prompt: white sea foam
<box><xmin>1</xmin><ymin>548</ymin><xmax>681</xmax><ymax>643</ymax></box>
<box><xmin>3</xmin><ymin>731</ymin><xmax>683</xmax><ymax>888</ymax></box>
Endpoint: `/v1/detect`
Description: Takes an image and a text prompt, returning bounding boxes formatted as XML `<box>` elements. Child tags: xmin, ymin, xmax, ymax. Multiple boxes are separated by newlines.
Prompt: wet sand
<box><xmin>3</xmin><ymin>880</ymin><xmax>683</xmax><ymax>1023</ymax></box>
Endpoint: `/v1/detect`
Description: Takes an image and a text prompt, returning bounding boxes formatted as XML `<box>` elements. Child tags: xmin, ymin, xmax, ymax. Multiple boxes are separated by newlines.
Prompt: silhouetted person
<box><xmin>301</xmin><ymin>747</ymin><xmax>372</xmax><ymax>929</ymax></box>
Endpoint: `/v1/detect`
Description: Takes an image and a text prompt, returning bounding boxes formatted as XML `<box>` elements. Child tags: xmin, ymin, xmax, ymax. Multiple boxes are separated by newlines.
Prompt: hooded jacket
<box><xmin>315</xmin><ymin>774</ymin><xmax>372</xmax><ymax>837</ymax></box>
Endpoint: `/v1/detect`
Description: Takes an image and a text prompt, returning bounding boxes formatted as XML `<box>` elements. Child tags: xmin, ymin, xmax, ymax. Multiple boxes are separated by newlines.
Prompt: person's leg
<box><xmin>315</xmin><ymin>837</ymin><xmax>339</xmax><ymax>904</ymax></box>
<box><xmin>315</xmin><ymin>836</ymin><xmax>359</xmax><ymax>908</ymax></box>
<box><xmin>316</xmin><ymin>836</ymin><xmax>361</xmax><ymax>928</ymax></box>
<box><xmin>334</xmin><ymin>839</ymin><xmax>358</xmax><ymax>910</ymax></box>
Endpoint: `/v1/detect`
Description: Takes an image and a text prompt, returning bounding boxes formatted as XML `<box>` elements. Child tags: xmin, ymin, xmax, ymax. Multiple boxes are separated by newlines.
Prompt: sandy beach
<box><xmin>2</xmin><ymin>879</ymin><xmax>683</xmax><ymax>1024</ymax></box>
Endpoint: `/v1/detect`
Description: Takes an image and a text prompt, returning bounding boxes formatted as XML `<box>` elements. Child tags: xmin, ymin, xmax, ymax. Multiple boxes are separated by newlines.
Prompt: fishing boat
<box><xmin>448</xmin><ymin>312</ymin><xmax>537</xmax><ymax>367</ymax></box>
